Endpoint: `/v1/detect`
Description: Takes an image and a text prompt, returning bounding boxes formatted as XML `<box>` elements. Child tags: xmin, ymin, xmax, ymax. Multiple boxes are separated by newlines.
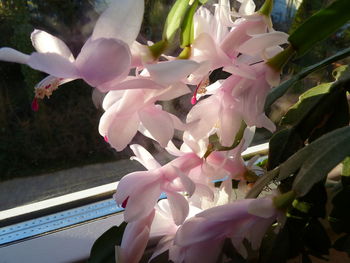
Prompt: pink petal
<box><xmin>75</xmin><ymin>38</ymin><xmax>131</xmax><ymax>87</ymax></box>
<box><xmin>0</xmin><ymin>47</ymin><xmax>29</xmax><ymax>64</ymax></box>
<box><xmin>218</xmin><ymin>105</ymin><xmax>242</xmax><ymax>147</ymax></box>
<box><xmin>155</xmin><ymin>82</ymin><xmax>191</xmax><ymax>101</ymax></box>
<box><xmin>120</xmin><ymin>210</ymin><xmax>155</xmax><ymax>263</ymax></box>
<box><xmin>106</xmin><ymin>112</ymin><xmax>140</xmax><ymax>151</ymax></box>
<box><xmin>149</xmin><ymin>235</ymin><xmax>174</xmax><ymax>262</ymax></box>
<box><xmin>237</xmin><ymin>31</ymin><xmax>289</xmax><ymax>56</ymax></box>
<box><xmin>124</xmin><ymin>180</ymin><xmax>161</xmax><ymax>222</ymax></box>
<box><xmin>99</xmin><ymin>77</ymin><xmax>163</xmax><ymax>93</ymax></box>
<box><xmin>247</xmin><ymin>197</ymin><xmax>276</xmax><ymax>218</ymax></box>
<box><xmin>146</xmin><ymin>60</ymin><xmax>199</xmax><ymax>86</ymax></box>
<box><xmin>166</xmin><ymin>191</ymin><xmax>189</xmax><ymax>225</ymax></box>
<box><xmin>27</xmin><ymin>52</ymin><xmax>78</xmax><ymax>78</ymax></box>
<box><xmin>101</xmin><ymin>90</ymin><xmax>125</xmax><ymax>110</ymax></box>
<box><xmin>138</xmin><ymin>105</ymin><xmax>174</xmax><ymax>147</ymax></box>
<box><xmin>129</xmin><ymin>144</ymin><xmax>161</xmax><ymax>170</ymax></box>
<box><xmin>31</xmin><ymin>30</ymin><xmax>74</xmax><ymax>61</ymax></box>
<box><xmin>92</xmin><ymin>0</ymin><xmax>144</xmax><ymax>45</ymax></box>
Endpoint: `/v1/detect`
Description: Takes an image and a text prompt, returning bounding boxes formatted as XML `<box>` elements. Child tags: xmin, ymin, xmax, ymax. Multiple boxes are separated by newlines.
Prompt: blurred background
<box><xmin>0</xmin><ymin>0</ymin><xmax>349</xmax><ymax>210</ymax></box>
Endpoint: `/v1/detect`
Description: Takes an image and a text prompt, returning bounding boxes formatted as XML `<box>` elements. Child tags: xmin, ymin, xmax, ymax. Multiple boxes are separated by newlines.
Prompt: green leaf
<box><xmin>88</xmin><ymin>222</ymin><xmax>127</xmax><ymax>263</ymax></box>
<box><xmin>198</xmin><ymin>0</ymin><xmax>208</xmax><ymax>3</ymax></box>
<box><xmin>180</xmin><ymin>0</ymin><xmax>198</xmax><ymax>48</ymax></box>
<box><xmin>281</xmin><ymin>83</ymin><xmax>333</xmax><ymax>127</ymax></box>
<box><xmin>342</xmin><ymin>157</ymin><xmax>350</xmax><ymax>176</ymax></box>
<box><xmin>163</xmin><ymin>0</ymin><xmax>190</xmax><ymax>42</ymax></box>
<box><xmin>265</xmin><ymin>46</ymin><xmax>350</xmax><ymax>109</ymax></box>
<box><xmin>292</xmin><ymin>126</ymin><xmax>350</xmax><ymax>196</ymax></box>
<box><xmin>289</xmin><ymin>0</ymin><xmax>350</xmax><ymax>56</ymax></box>
<box><xmin>333</xmin><ymin>234</ymin><xmax>350</xmax><ymax>256</ymax></box>
<box><xmin>267</xmin><ymin>128</ymin><xmax>303</xmax><ymax>170</ymax></box>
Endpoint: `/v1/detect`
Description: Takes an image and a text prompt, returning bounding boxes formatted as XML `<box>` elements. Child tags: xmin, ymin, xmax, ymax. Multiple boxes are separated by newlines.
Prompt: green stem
<box><xmin>245</xmin><ymin>167</ymin><xmax>280</xmax><ymax>198</ymax></box>
<box><xmin>259</xmin><ymin>0</ymin><xmax>274</xmax><ymax>17</ymax></box>
<box><xmin>273</xmin><ymin>190</ymin><xmax>296</xmax><ymax>211</ymax></box>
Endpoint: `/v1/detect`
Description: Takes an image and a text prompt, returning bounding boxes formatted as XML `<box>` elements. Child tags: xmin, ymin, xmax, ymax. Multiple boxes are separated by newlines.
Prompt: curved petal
<box><xmin>27</xmin><ymin>52</ymin><xmax>79</xmax><ymax>79</ymax></box>
<box><xmin>31</xmin><ymin>30</ymin><xmax>74</xmax><ymax>61</ymax></box>
<box><xmin>155</xmin><ymin>82</ymin><xmax>191</xmax><ymax>101</ymax></box>
<box><xmin>0</xmin><ymin>47</ymin><xmax>29</xmax><ymax>64</ymax></box>
<box><xmin>101</xmin><ymin>90</ymin><xmax>125</xmax><ymax>110</ymax></box>
<box><xmin>75</xmin><ymin>38</ymin><xmax>131</xmax><ymax>88</ymax></box>
<box><xmin>106</xmin><ymin>112</ymin><xmax>140</xmax><ymax>151</ymax></box>
<box><xmin>237</xmin><ymin>32</ymin><xmax>289</xmax><ymax>56</ymax></box>
<box><xmin>129</xmin><ymin>144</ymin><xmax>161</xmax><ymax>170</ymax></box>
<box><xmin>124</xmin><ymin>180</ymin><xmax>161</xmax><ymax>222</ymax></box>
<box><xmin>92</xmin><ymin>0</ymin><xmax>144</xmax><ymax>45</ymax></box>
<box><xmin>166</xmin><ymin>191</ymin><xmax>189</xmax><ymax>225</ymax></box>
<box><xmin>139</xmin><ymin>105</ymin><xmax>174</xmax><ymax>147</ymax></box>
<box><xmin>146</xmin><ymin>60</ymin><xmax>199</xmax><ymax>86</ymax></box>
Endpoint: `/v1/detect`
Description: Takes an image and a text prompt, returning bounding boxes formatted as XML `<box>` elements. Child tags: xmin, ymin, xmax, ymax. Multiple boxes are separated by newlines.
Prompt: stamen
<box><xmin>31</xmin><ymin>98</ymin><xmax>39</xmax><ymax>112</ymax></box>
<box><xmin>104</xmin><ymin>136</ymin><xmax>109</xmax><ymax>143</ymax></box>
<box><xmin>121</xmin><ymin>197</ymin><xmax>129</xmax><ymax>208</ymax></box>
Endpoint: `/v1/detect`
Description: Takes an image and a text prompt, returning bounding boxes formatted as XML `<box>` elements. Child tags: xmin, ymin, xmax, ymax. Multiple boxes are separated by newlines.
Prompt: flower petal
<box><xmin>166</xmin><ymin>191</ymin><xmax>189</xmax><ymax>225</ymax></box>
<box><xmin>106</xmin><ymin>112</ymin><xmax>140</xmax><ymax>151</ymax></box>
<box><xmin>76</xmin><ymin>38</ymin><xmax>131</xmax><ymax>88</ymax></box>
<box><xmin>146</xmin><ymin>60</ymin><xmax>199</xmax><ymax>86</ymax></box>
<box><xmin>92</xmin><ymin>0</ymin><xmax>144</xmax><ymax>45</ymax></box>
<box><xmin>102</xmin><ymin>77</ymin><xmax>163</xmax><ymax>93</ymax></box>
<box><xmin>27</xmin><ymin>52</ymin><xmax>79</xmax><ymax>79</ymax></box>
<box><xmin>31</xmin><ymin>30</ymin><xmax>74</xmax><ymax>61</ymax></box>
<box><xmin>139</xmin><ymin>105</ymin><xmax>174</xmax><ymax>147</ymax></box>
<box><xmin>129</xmin><ymin>144</ymin><xmax>161</xmax><ymax>170</ymax></box>
<box><xmin>0</xmin><ymin>48</ymin><xmax>29</xmax><ymax>64</ymax></box>
<box><xmin>237</xmin><ymin>31</ymin><xmax>289</xmax><ymax>56</ymax></box>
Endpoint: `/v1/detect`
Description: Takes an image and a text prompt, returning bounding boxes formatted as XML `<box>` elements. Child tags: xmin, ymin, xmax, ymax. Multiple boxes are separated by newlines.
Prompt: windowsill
<box><xmin>0</xmin><ymin>143</ymin><xmax>269</xmax><ymax>263</ymax></box>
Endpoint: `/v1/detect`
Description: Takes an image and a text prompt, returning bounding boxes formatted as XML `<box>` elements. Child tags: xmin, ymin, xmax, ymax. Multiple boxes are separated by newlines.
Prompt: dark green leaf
<box><xmin>163</xmin><ymin>0</ymin><xmax>190</xmax><ymax>42</ymax></box>
<box><xmin>180</xmin><ymin>0</ymin><xmax>198</xmax><ymax>48</ymax></box>
<box><xmin>265</xmin><ymin>47</ymin><xmax>350</xmax><ymax>109</ymax></box>
<box><xmin>267</xmin><ymin>128</ymin><xmax>303</xmax><ymax>170</ymax></box>
<box><xmin>88</xmin><ymin>222</ymin><xmax>127</xmax><ymax>263</ymax></box>
<box><xmin>304</xmin><ymin>219</ymin><xmax>331</xmax><ymax>257</ymax></box>
<box><xmin>289</xmin><ymin>0</ymin><xmax>350</xmax><ymax>56</ymax></box>
<box><xmin>281</xmin><ymin>83</ymin><xmax>333</xmax><ymax>127</ymax></box>
<box><xmin>292</xmin><ymin>126</ymin><xmax>350</xmax><ymax>196</ymax></box>
<box><xmin>330</xmin><ymin>187</ymin><xmax>350</xmax><ymax>233</ymax></box>
<box><xmin>333</xmin><ymin>234</ymin><xmax>350</xmax><ymax>256</ymax></box>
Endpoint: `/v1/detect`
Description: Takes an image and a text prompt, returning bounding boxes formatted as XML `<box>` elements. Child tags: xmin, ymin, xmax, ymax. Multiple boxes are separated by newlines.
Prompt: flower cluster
<box><xmin>0</xmin><ymin>0</ymin><xmax>289</xmax><ymax>262</ymax></box>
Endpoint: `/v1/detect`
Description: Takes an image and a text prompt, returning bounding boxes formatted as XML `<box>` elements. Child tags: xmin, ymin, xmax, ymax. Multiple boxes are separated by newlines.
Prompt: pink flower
<box><xmin>117</xmin><ymin>210</ymin><xmax>155</xmax><ymax>263</ymax></box>
<box><xmin>114</xmin><ymin>144</ymin><xmax>202</xmax><ymax>224</ymax></box>
<box><xmin>0</xmin><ymin>0</ymin><xmax>144</xmax><ymax>93</ymax></box>
<box><xmin>170</xmin><ymin>197</ymin><xmax>279</xmax><ymax>262</ymax></box>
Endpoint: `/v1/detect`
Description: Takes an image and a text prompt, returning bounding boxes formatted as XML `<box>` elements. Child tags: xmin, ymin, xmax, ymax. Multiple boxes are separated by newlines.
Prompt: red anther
<box><xmin>44</xmin><ymin>84</ymin><xmax>51</xmax><ymax>89</ymax></box>
<box><xmin>31</xmin><ymin>98</ymin><xmax>39</xmax><ymax>112</ymax></box>
<box><xmin>121</xmin><ymin>197</ymin><xmax>129</xmax><ymax>208</ymax></box>
<box><xmin>104</xmin><ymin>136</ymin><xmax>109</xmax><ymax>143</ymax></box>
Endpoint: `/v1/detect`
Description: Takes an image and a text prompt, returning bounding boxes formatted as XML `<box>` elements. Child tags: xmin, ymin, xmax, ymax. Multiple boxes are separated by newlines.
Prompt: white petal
<box><xmin>27</xmin><ymin>52</ymin><xmax>79</xmax><ymax>79</ymax></box>
<box><xmin>138</xmin><ymin>105</ymin><xmax>174</xmax><ymax>147</ymax></box>
<box><xmin>102</xmin><ymin>90</ymin><xmax>125</xmax><ymax>110</ymax></box>
<box><xmin>166</xmin><ymin>191</ymin><xmax>189</xmax><ymax>225</ymax></box>
<box><xmin>92</xmin><ymin>0</ymin><xmax>144</xmax><ymax>45</ymax></box>
<box><xmin>130</xmin><ymin>144</ymin><xmax>161</xmax><ymax>170</ymax></box>
<box><xmin>237</xmin><ymin>32</ymin><xmax>289</xmax><ymax>56</ymax></box>
<box><xmin>31</xmin><ymin>30</ymin><xmax>74</xmax><ymax>61</ymax></box>
<box><xmin>107</xmin><ymin>112</ymin><xmax>140</xmax><ymax>151</ymax></box>
<box><xmin>146</xmin><ymin>60</ymin><xmax>199</xmax><ymax>86</ymax></box>
<box><xmin>155</xmin><ymin>82</ymin><xmax>191</xmax><ymax>101</ymax></box>
<box><xmin>0</xmin><ymin>48</ymin><xmax>29</xmax><ymax>64</ymax></box>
